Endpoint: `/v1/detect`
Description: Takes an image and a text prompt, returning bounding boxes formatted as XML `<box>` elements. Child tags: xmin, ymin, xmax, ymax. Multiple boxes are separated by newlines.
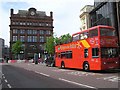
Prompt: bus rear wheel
<box><xmin>83</xmin><ymin>62</ymin><xmax>89</xmax><ymax>71</ymax></box>
<box><xmin>61</xmin><ymin>62</ymin><xmax>65</xmax><ymax>69</ymax></box>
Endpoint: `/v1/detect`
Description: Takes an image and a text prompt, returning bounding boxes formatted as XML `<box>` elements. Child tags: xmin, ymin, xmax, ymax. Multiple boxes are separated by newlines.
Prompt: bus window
<box><xmin>80</xmin><ymin>32</ymin><xmax>89</xmax><ymax>40</ymax></box>
<box><xmin>80</xmin><ymin>33</ymin><xmax>84</xmax><ymax>39</ymax></box>
<box><xmin>66</xmin><ymin>51</ymin><xmax>72</xmax><ymax>58</ymax></box>
<box><xmin>92</xmin><ymin>48</ymin><xmax>99</xmax><ymax>58</ymax></box>
<box><xmin>100</xmin><ymin>28</ymin><xmax>115</xmax><ymax>36</ymax></box>
<box><xmin>73</xmin><ymin>34</ymin><xmax>80</xmax><ymax>41</ymax></box>
<box><xmin>101</xmin><ymin>48</ymin><xmax>118</xmax><ymax>58</ymax></box>
<box><xmin>58</xmin><ymin>53</ymin><xmax>61</xmax><ymax>58</ymax></box>
<box><xmin>84</xmin><ymin>49</ymin><xmax>88</xmax><ymax>58</ymax></box>
<box><xmin>89</xmin><ymin>29</ymin><xmax>98</xmax><ymax>37</ymax></box>
<box><xmin>61</xmin><ymin>52</ymin><xmax>66</xmax><ymax>58</ymax></box>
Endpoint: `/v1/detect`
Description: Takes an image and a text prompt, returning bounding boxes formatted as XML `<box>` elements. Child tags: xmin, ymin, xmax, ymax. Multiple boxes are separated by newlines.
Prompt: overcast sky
<box><xmin>0</xmin><ymin>0</ymin><xmax>94</xmax><ymax>46</ymax></box>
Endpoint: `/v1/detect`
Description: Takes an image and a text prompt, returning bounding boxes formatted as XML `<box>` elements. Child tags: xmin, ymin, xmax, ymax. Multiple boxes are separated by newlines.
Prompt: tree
<box><xmin>44</xmin><ymin>36</ymin><xmax>55</xmax><ymax>55</ymax></box>
<box><xmin>59</xmin><ymin>33</ymin><xmax>72</xmax><ymax>44</ymax></box>
<box><xmin>12</xmin><ymin>40</ymin><xmax>22</xmax><ymax>59</ymax></box>
<box><xmin>44</xmin><ymin>33</ymin><xmax>72</xmax><ymax>55</ymax></box>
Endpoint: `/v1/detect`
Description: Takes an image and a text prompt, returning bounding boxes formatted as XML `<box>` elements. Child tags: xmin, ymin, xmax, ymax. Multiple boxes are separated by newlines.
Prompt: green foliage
<box><xmin>45</xmin><ymin>36</ymin><xmax>54</xmax><ymax>55</ymax></box>
<box><xmin>12</xmin><ymin>40</ymin><xmax>22</xmax><ymax>55</ymax></box>
<box><xmin>44</xmin><ymin>33</ymin><xmax>72</xmax><ymax>55</ymax></box>
<box><xmin>59</xmin><ymin>33</ymin><xmax>72</xmax><ymax>44</ymax></box>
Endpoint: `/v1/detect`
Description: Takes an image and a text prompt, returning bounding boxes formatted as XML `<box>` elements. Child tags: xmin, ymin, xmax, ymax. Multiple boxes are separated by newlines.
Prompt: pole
<box><xmin>116</xmin><ymin>1</ymin><xmax>120</xmax><ymax>45</ymax></box>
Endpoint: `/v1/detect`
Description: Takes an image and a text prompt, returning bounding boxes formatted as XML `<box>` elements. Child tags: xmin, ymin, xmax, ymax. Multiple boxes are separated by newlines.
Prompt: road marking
<box><xmin>35</xmin><ymin>71</ymin><xmax>40</xmax><ymax>74</ymax></box>
<box><xmin>53</xmin><ymin>69</ymin><xmax>71</xmax><ymax>72</ymax></box>
<box><xmin>35</xmin><ymin>71</ymin><xmax>50</xmax><ymax>77</ymax></box>
<box><xmin>7</xmin><ymin>84</ymin><xmax>12</xmax><ymax>88</ymax></box>
<box><xmin>40</xmin><ymin>73</ymin><xmax>50</xmax><ymax>77</ymax></box>
<box><xmin>97</xmin><ymin>76</ymin><xmax>120</xmax><ymax>82</ymax></box>
<box><xmin>5</xmin><ymin>79</ymin><xmax>8</xmax><ymax>83</ymax></box>
<box><xmin>59</xmin><ymin>78</ymin><xmax>97</xmax><ymax>89</ymax></box>
<box><xmin>68</xmin><ymin>71</ymin><xmax>102</xmax><ymax>76</ymax></box>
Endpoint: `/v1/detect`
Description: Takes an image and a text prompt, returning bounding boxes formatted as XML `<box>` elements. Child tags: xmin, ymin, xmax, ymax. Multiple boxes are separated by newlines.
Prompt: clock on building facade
<box><xmin>30</xmin><ymin>11</ymin><xmax>35</xmax><ymax>15</ymax></box>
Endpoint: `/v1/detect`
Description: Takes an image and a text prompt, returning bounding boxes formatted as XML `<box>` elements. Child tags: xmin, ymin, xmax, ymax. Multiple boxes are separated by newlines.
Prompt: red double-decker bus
<box><xmin>55</xmin><ymin>25</ymin><xmax>119</xmax><ymax>71</ymax></box>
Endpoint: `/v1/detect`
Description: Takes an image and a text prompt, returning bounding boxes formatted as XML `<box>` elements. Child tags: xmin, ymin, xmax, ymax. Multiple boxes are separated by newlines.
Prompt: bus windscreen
<box><xmin>100</xmin><ymin>28</ymin><xmax>115</xmax><ymax>36</ymax></box>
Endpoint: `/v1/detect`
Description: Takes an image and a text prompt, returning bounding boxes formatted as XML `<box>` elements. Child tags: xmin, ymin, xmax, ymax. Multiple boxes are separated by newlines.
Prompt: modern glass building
<box><xmin>90</xmin><ymin>1</ymin><xmax>120</xmax><ymax>46</ymax></box>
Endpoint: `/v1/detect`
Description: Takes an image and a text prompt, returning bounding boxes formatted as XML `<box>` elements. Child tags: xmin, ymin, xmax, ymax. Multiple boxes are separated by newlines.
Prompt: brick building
<box><xmin>9</xmin><ymin>8</ymin><xmax>54</xmax><ymax>59</ymax></box>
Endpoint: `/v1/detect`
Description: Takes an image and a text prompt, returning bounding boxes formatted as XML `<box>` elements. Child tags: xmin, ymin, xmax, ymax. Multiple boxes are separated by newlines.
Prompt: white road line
<box><xmin>3</xmin><ymin>76</ymin><xmax>5</xmax><ymax>79</ymax></box>
<box><xmin>5</xmin><ymin>79</ymin><xmax>8</xmax><ymax>83</ymax></box>
<box><xmin>7</xmin><ymin>84</ymin><xmax>12</xmax><ymax>88</ymax></box>
<box><xmin>35</xmin><ymin>71</ymin><xmax>40</xmax><ymax>74</ymax></box>
<box><xmin>59</xmin><ymin>78</ymin><xmax>97</xmax><ymax>89</ymax></box>
<box><xmin>40</xmin><ymin>73</ymin><xmax>50</xmax><ymax>77</ymax></box>
<box><xmin>35</xmin><ymin>71</ymin><xmax>50</xmax><ymax>77</ymax></box>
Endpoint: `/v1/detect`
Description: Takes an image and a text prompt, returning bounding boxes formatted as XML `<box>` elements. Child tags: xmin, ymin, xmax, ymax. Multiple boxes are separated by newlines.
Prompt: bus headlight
<box><xmin>115</xmin><ymin>61</ymin><xmax>118</xmax><ymax>64</ymax></box>
<box><xmin>103</xmin><ymin>62</ymin><xmax>106</xmax><ymax>64</ymax></box>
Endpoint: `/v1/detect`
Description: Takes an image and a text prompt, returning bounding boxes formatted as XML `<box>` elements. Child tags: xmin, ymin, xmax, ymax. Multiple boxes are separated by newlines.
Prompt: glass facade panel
<box><xmin>90</xmin><ymin>2</ymin><xmax>115</xmax><ymax>28</ymax></box>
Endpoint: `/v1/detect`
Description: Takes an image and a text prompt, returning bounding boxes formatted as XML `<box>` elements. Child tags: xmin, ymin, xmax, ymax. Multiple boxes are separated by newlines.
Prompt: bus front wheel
<box><xmin>83</xmin><ymin>62</ymin><xmax>89</xmax><ymax>71</ymax></box>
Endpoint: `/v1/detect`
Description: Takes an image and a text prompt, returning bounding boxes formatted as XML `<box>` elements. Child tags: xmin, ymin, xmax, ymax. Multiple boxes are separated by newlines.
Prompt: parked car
<box><xmin>45</xmin><ymin>56</ymin><xmax>55</xmax><ymax>67</ymax></box>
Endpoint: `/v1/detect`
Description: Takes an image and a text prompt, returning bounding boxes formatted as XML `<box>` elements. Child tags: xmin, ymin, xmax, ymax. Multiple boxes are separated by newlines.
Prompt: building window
<box><xmin>33</xmin><ymin>30</ymin><xmax>37</xmax><ymax>34</ymax></box>
<box><xmin>13</xmin><ymin>29</ymin><xmax>18</xmax><ymax>34</ymax></box>
<box><xmin>39</xmin><ymin>30</ymin><xmax>44</xmax><ymax>35</ymax></box>
<box><xmin>20</xmin><ymin>22</ymin><xmax>23</xmax><ymax>25</ymax></box>
<box><xmin>20</xmin><ymin>30</ymin><xmax>25</xmax><ymax>34</ymax></box>
<box><xmin>27</xmin><ymin>36</ymin><xmax>32</xmax><ymax>42</ymax></box>
<box><xmin>46</xmin><ymin>30</ymin><xmax>51</xmax><ymax>35</ymax></box>
<box><xmin>40</xmin><ymin>36</ymin><xmax>44</xmax><ymax>42</ymax></box>
<box><xmin>20</xmin><ymin>36</ymin><xmax>25</xmax><ymax>42</ymax></box>
<box><xmin>39</xmin><ymin>23</ymin><xmax>42</xmax><ymax>26</ymax></box>
<box><xmin>12</xmin><ymin>22</ymin><xmax>15</xmax><ymax>25</ymax></box>
<box><xmin>39</xmin><ymin>44</ymin><xmax>44</xmax><ymax>50</ymax></box>
<box><xmin>33</xmin><ymin>36</ymin><xmax>37</xmax><ymax>42</ymax></box>
<box><xmin>27</xmin><ymin>30</ymin><xmax>33</xmax><ymax>34</ymax></box>
<box><xmin>27</xmin><ymin>22</ymin><xmax>30</xmax><ymax>25</ymax></box>
<box><xmin>13</xmin><ymin>36</ymin><xmax>17</xmax><ymax>41</ymax></box>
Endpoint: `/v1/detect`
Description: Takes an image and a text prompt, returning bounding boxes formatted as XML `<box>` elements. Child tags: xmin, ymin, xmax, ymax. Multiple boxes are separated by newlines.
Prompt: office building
<box><xmin>0</xmin><ymin>38</ymin><xmax>5</xmax><ymax>58</ymax></box>
<box><xmin>9</xmin><ymin>8</ymin><xmax>54</xmax><ymax>59</ymax></box>
<box><xmin>80</xmin><ymin>5</ymin><xmax>94</xmax><ymax>31</ymax></box>
<box><xmin>90</xmin><ymin>1</ymin><xmax>120</xmax><ymax>45</ymax></box>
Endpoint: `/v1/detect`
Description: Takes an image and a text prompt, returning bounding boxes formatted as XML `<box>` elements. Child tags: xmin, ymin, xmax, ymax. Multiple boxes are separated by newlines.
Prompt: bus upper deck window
<box><xmin>89</xmin><ymin>29</ymin><xmax>98</xmax><ymax>37</ymax></box>
<box><xmin>100</xmin><ymin>28</ymin><xmax>115</xmax><ymax>36</ymax></box>
<box><xmin>72</xmin><ymin>34</ymin><xmax>80</xmax><ymax>41</ymax></box>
